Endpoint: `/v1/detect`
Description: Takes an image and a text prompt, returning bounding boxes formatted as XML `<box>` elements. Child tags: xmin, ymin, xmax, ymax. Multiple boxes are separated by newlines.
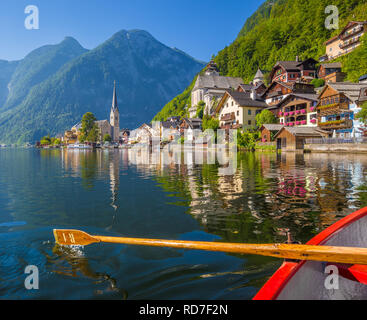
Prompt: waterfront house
<box><xmin>277</xmin><ymin>93</ymin><xmax>319</xmax><ymax>127</ymax></box>
<box><xmin>216</xmin><ymin>90</ymin><xmax>267</xmax><ymax>130</ymax></box>
<box><xmin>260</xmin><ymin>124</ymin><xmax>284</xmax><ymax>143</ymax></box>
<box><xmin>274</xmin><ymin>127</ymin><xmax>329</xmax><ymax>151</ymax></box>
<box><xmin>64</xmin><ymin>122</ymin><xmax>82</xmax><ymax>144</ymax></box>
<box><xmin>160</xmin><ymin>118</ymin><xmax>181</xmax><ymax>141</ymax></box>
<box><xmin>317</xmin><ymin>62</ymin><xmax>345</xmax><ymax>83</ymax></box>
<box><xmin>190</xmin><ymin>60</ymin><xmax>243</xmax><ymax>117</ymax></box>
<box><xmin>323</xmin><ymin>21</ymin><xmax>367</xmax><ymax>61</ymax></box>
<box><xmin>269</xmin><ymin>58</ymin><xmax>318</xmax><ymax>83</ymax></box>
<box><xmin>316</xmin><ymin>82</ymin><xmax>366</xmax><ymax>138</ymax></box>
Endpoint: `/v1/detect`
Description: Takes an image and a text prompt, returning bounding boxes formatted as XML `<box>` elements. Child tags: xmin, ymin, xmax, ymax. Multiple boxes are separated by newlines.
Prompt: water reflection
<box><xmin>1</xmin><ymin>148</ymin><xmax>367</xmax><ymax>299</ymax></box>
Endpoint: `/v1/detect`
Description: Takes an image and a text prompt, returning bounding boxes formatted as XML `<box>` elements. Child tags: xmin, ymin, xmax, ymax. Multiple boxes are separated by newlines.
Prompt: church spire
<box><xmin>112</xmin><ymin>80</ymin><xmax>118</xmax><ymax>111</ymax></box>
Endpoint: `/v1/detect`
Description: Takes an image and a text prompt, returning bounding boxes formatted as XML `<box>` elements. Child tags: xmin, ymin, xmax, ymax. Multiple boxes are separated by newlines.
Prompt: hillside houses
<box><xmin>321</xmin><ymin>21</ymin><xmax>367</xmax><ymax>62</ymax></box>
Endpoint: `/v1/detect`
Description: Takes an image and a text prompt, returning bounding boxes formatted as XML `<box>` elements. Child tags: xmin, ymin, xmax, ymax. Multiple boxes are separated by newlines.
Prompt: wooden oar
<box><xmin>53</xmin><ymin>229</ymin><xmax>367</xmax><ymax>265</ymax></box>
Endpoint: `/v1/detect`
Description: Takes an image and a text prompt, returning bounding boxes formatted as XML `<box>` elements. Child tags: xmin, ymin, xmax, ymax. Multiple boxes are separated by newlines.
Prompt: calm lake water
<box><xmin>0</xmin><ymin>148</ymin><xmax>366</xmax><ymax>300</ymax></box>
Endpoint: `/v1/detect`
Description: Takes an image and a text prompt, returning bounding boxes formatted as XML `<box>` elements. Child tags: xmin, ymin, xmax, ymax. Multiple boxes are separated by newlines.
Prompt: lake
<box><xmin>0</xmin><ymin>148</ymin><xmax>366</xmax><ymax>300</ymax></box>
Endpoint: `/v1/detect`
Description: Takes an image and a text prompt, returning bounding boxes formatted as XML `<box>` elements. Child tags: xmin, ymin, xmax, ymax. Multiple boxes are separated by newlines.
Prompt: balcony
<box><xmin>317</xmin><ymin>102</ymin><xmax>349</xmax><ymax>117</ymax></box>
<box><xmin>340</xmin><ymin>25</ymin><xmax>364</xmax><ymax>40</ymax></box>
<box><xmin>339</xmin><ymin>36</ymin><xmax>361</xmax><ymax>49</ymax></box>
<box><xmin>318</xmin><ymin>119</ymin><xmax>353</xmax><ymax>130</ymax></box>
<box><xmin>221</xmin><ymin>113</ymin><xmax>235</xmax><ymax>122</ymax></box>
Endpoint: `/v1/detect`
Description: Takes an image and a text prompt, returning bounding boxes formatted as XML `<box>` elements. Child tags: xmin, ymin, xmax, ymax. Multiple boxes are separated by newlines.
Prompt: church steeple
<box><xmin>110</xmin><ymin>81</ymin><xmax>120</xmax><ymax>142</ymax></box>
<box><xmin>112</xmin><ymin>80</ymin><xmax>118</xmax><ymax>111</ymax></box>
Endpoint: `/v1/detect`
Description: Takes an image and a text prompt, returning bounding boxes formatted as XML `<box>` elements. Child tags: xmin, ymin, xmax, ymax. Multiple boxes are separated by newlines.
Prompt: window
<box><xmin>237</xmin><ymin>111</ymin><xmax>239</xmax><ymax>116</ymax></box>
<box><xmin>248</xmin><ymin>120</ymin><xmax>252</xmax><ymax>125</ymax></box>
<box><xmin>248</xmin><ymin>110</ymin><xmax>252</xmax><ymax>115</ymax></box>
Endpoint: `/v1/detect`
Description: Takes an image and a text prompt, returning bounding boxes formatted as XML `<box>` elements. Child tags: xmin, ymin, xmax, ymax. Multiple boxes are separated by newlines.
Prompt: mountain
<box><xmin>0</xmin><ymin>60</ymin><xmax>19</xmax><ymax>109</ymax></box>
<box><xmin>0</xmin><ymin>30</ymin><xmax>205</xmax><ymax>144</ymax></box>
<box><xmin>3</xmin><ymin>37</ymin><xmax>88</xmax><ymax>114</ymax></box>
<box><xmin>154</xmin><ymin>0</ymin><xmax>367</xmax><ymax>120</ymax></box>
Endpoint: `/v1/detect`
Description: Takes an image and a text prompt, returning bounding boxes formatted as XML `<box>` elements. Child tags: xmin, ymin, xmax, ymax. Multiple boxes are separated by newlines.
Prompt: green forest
<box><xmin>154</xmin><ymin>0</ymin><xmax>367</xmax><ymax>121</ymax></box>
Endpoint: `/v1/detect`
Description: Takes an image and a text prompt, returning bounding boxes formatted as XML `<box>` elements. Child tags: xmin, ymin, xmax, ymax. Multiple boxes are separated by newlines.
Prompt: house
<box><xmin>316</xmin><ymin>82</ymin><xmax>367</xmax><ymax>138</ymax></box>
<box><xmin>317</xmin><ymin>62</ymin><xmax>346</xmax><ymax>83</ymax></box>
<box><xmin>64</xmin><ymin>122</ymin><xmax>82</xmax><ymax>144</ymax></box>
<box><xmin>180</xmin><ymin>118</ymin><xmax>202</xmax><ymax>132</ymax></box>
<box><xmin>323</xmin><ymin>21</ymin><xmax>367</xmax><ymax>61</ymax></box>
<box><xmin>120</xmin><ymin>129</ymin><xmax>130</xmax><ymax>144</ymax></box>
<box><xmin>261</xmin><ymin>81</ymin><xmax>315</xmax><ymax>106</ymax></box>
<box><xmin>269</xmin><ymin>58</ymin><xmax>318</xmax><ymax>83</ymax></box>
<box><xmin>277</xmin><ymin>93</ymin><xmax>319</xmax><ymax>127</ymax></box>
<box><xmin>260</xmin><ymin>124</ymin><xmax>284</xmax><ymax>142</ymax></box>
<box><xmin>190</xmin><ymin>60</ymin><xmax>243</xmax><ymax>117</ymax></box>
<box><xmin>160</xmin><ymin>118</ymin><xmax>181</xmax><ymax>141</ymax></box>
<box><xmin>130</xmin><ymin>123</ymin><xmax>156</xmax><ymax>145</ymax></box>
<box><xmin>274</xmin><ymin>127</ymin><xmax>329</xmax><ymax>151</ymax></box>
<box><xmin>215</xmin><ymin>90</ymin><xmax>267</xmax><ymax>130</ymax></box>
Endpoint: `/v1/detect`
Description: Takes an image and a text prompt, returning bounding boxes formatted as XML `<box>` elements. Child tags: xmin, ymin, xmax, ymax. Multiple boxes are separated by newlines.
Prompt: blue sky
<box><xmin>0</xmin><ymin>0</ymin><xmax>263</xmax><ymax>62</ymax></box>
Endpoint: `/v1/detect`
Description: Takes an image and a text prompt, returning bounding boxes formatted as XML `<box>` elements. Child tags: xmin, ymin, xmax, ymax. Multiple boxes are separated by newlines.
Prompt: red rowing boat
<box><xmin>254</xmin><ymin>207</ymin><xmax>367</xmax><ymax>300</ymax></box>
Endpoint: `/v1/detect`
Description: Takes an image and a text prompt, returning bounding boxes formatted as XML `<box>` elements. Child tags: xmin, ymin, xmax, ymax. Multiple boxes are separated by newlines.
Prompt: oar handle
<box><xmin>94</xmin><ymin>236</ymin><xmax>367</xmax><ymax>265</ymax></box>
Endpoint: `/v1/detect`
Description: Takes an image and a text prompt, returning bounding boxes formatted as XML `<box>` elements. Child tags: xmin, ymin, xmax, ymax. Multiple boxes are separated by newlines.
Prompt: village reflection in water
<box><xmin>56</xmin><ymin>148</ymin><xmax>367</xmax><ymax>245</ymax></box>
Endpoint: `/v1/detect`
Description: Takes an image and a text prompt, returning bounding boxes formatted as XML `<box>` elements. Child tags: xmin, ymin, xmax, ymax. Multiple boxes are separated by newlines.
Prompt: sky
<box><xmin>0</xmin><ymin>0</ymin><xmax>263</xmax><ymax>62</ymax></box>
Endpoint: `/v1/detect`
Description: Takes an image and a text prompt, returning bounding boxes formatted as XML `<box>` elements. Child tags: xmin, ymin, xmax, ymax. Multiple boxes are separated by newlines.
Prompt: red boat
<box><xmin>254</xmin><ymin>207</ymin><xmax>367</xmax><ymax>300</ymax></box>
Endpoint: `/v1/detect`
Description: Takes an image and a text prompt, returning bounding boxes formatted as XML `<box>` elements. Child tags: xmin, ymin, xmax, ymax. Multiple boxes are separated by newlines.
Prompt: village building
<box><xmin>64</xmin><ymin>122</ymin><xmax>82</xmax><ymax>144</ymax></box>
<box><xmin>269</xmin><ymin>58</ymin><xmax>318</xmax><ymax>83</ymax></box>
<box><xmin>316</xmin><ymin>82</ymin><xmax>366</xmax><ymax>138</ymax></box>
<box><xmin>277</xmin><ymin>93</ymin><xmax>319</xmax><ymax>127</ymax></box>
<box><xmin>160</xmin><ymin>117</ymin><xmax>181</xmax><ymax>141</ymax></box>
<box><xmin>261</xmin><ymin>81</ymin><xmax>315</xmax><ymax>106</ymax></box>
<box><xmin>274</xmin><ymin>127</ymin><xmax>329</xmax><ymax>151</ymax></box>
<box><xmin>317</xmin><ymin>62</ymin><xmax>346</xmax><ymax>83</ymax></box>
<box><xmin>190</xmin><ymin>60</ymin><xmax>243</xmax><ymax>117</ymax></box>
<box><xmin>322</xmin><ymin>21</ymin><xmax>367</xmax><ymax>61</ymax></box>
<box><xmin>215</xmin><ymin>90</ymin><xmax>267</xmax><ymax>130</ymax></box>
<box><xmin>260</xmin><ymin>124</ymin><xmax>284</xmax><ymax>143</ymax></box>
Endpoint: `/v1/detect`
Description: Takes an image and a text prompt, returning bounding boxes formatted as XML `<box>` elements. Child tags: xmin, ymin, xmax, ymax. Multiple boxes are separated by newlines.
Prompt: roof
<box><xmin>193</xmin><ymin>74</ymin><xmax>243</xmax><ymax>91</ymax></box>
<box><xmin>322</xmin><ymin>82</ymin><xmax>367</xmax><ymax>103</ymax></box>
<box><xmin>277</xmin><ymin>93</ymin><xmax>319</xmax><ymax>107</ymax></box>
<box><xmin>112</xmin><ymin>81</ymin><xmax>118</xmax><ymax>111</ymax></box>
<box><xmin>181</xmin><ymin>118</ymin><xmax>202</xmax><ymax>129</ymax></box>
<box><xmin>320</xmin><ymin>62</ymin><xmax>342</xmax><ymax>69</ymax></box>
<box><xmin>359</xmin><ymin>74</ymin><xmax>367</xmax><ymax>82</ymax></box>
<box><xmin>339</xmin><ymin>21</ymin><xmax>367</xmax><ymax>36</ymax></box>
<box><xmin>261</xmin><ymin>124</ymin><xmax>284</xmax><ymax>132</ymax></box>
<box><xmin>228</xmin><ymin>91</ymin><xmax>268</xmax><ymax>108</ymax></box>
<box><xmin>254</xmin><ymin>68</ymin><xmax>264</xmax><ymax>80</ymax></box>
<box><xmin>274</xmin><ymin>127</ymin><xmax>328</xmax><ymax>139</ymax></box>
<box><xmin>270</xmin><ymin>58</ymin><xmax>318</xmax><ymax>79</ymax></box>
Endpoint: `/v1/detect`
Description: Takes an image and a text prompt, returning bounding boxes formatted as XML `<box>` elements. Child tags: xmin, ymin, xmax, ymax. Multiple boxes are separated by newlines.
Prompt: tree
<box><xmin>40</xmin><ymin>135</ymin><xmax>51</xmax><ymax>145</ymax></box>
<box><xmin>196</xmin><ymin>100</ymin><xmax>206</xmax><ymax>119</ymax></box>
<box><xmin>103</xmin><ymin>134</ymin><xmax>112</xmax><ymax>142</ymax></box>
<box><xmin>356</xmin><ymin>102</ymin><xmax>367</xmax><ymax>125</ymax></box>
<box><xmin>255</xmin><ymin>109</ymin><xmax>277</xmax><ymax>128</ymax></box>
<box><xmin>202</xmin><ymin>115</ymin><xmax>219</xmax><ymax>131</ymax></box>
<box><xmin>80</xmin><ymin>112</ymin><xmax>97</xmax><ymax>142</ymax></box>
<box><xmin>311</xmin><ymin>78</ymin><xmax>325</xmax><ymax>88</ymax></box>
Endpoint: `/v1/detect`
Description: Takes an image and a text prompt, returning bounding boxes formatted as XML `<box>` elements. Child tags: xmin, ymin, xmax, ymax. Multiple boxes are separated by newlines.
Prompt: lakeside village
<box><xmin>20</xmin><ymin>21</ymin><xmax>367</xmax><ymax>153</ymax></box>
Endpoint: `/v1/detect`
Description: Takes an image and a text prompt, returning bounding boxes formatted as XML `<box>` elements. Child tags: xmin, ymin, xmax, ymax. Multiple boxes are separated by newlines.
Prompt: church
<box><xmin>96</xmin><ymin>81</ymin><xmax>120</xmax><ymax>143</ymax></box>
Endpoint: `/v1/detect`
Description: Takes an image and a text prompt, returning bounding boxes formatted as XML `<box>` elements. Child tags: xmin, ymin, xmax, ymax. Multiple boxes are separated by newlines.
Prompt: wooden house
<box><xmin>274</xmin><ymin>127</ymin><xmax>329</xmax><ymax>151</ymax></box>
<box><xmin>277</xmin><ymin>93</ymin><xmax>319</xmax><ymax>127</ymax></box>
<box><xmin>316</xmin><ymin>82</ymin><xmax>366</xmax><ymax>138</ymax></box>
<box><xmin>260</xmin><ymin>124</ymin><xmax>284</xmax><ymax>142</ymax></box>
<box><xmin>269</xmin><ymin>58</ymin><xmax>318</xmax><ymax>83</ymax></box>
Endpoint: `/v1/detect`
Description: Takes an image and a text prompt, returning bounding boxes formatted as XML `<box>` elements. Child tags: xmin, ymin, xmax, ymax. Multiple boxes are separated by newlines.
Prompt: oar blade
<box><xmin>53</xmin><ymin>229</ymin><xmax>100</xmax><ymax>246</ymax></box>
